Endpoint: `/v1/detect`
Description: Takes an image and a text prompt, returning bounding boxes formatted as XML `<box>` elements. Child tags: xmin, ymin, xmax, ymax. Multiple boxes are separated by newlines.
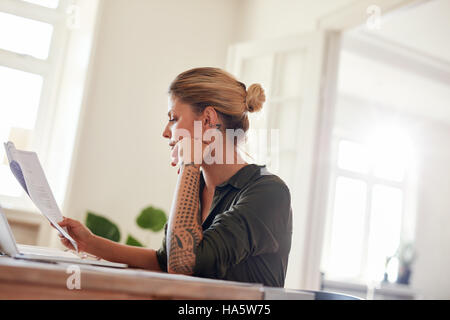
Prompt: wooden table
<box><xmin>0</xmin><ymin>256</ymin><xmax>265</xmax><ymax>300</ymax></box>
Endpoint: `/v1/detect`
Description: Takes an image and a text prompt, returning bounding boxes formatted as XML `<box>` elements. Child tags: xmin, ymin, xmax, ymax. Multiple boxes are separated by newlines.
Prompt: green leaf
<box><xmin>125</xmin><ymin>234</ymin><xmax>144</xmax><ymax>247</ymax></box>
<box><xmin>136</xmin><ymin>206</ymin><xmax>167</xmax><ymax>232</ymax></box>
<box><xmin>85</xmin><ymin>211</ymin><xmax>121</xmax><ymax>242</ymax></box>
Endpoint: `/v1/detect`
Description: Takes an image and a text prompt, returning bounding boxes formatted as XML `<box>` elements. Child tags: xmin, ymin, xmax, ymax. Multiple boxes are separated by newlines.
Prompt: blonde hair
<box><xmin>168</xmin><ymin>67</ymin><xmax>265</xmax><ymax>132</ymax></box>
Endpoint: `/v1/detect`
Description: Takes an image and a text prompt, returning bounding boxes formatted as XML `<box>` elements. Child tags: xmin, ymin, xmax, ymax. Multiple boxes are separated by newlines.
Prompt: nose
<box><xmin>162</xmin><ymin>123</ymin><xmax>171</xmax><ymax>140</ymax></box>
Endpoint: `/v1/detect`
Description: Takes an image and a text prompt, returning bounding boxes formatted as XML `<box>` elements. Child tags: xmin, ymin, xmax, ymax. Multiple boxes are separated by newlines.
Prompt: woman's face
<box><xmin>162</xmin><ymin>95</ymin><xmax>199</xmax><ymax>150</ymax></box>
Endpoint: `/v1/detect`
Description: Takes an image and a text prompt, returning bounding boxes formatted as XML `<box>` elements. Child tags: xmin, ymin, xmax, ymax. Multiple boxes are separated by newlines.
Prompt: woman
<box><xmin>58</xmin><ymin>67</ymin><xmax>292</xmax><ymax>287</ymax></box>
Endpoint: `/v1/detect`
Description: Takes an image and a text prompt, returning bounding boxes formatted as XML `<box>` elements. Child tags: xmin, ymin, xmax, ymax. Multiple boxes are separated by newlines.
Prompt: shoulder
<box><xmin>236</xmin><ymin>166</ymin><xmax>291</xmax><ymax>213</ymax></box>
<box><xmin>243</xmin><ymin>166</ymin><xmax>291</xmax><ymax>200</ymax></box>
<box><xmin>232</xmin><ymin>166</ymin><xmax>292</xmax><ymax>237</ymax></box>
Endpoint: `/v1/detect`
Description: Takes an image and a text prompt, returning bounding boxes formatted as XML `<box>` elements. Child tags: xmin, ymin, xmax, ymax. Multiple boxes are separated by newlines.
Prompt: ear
<box><xmin>202</xmin><ymin>106</ymin><xmax>221</xmax><ymax>130</ymax></box>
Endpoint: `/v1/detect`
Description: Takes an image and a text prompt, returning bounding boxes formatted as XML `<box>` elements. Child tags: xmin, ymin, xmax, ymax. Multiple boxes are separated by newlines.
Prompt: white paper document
<box><xmin>4</xmin><ymin>141</ymin><xmax>78</xmax><ymax>252</ymax></box>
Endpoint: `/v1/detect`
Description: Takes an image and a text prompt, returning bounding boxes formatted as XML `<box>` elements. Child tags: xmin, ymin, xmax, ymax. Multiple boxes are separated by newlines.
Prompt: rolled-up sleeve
<box><xmin>193</xmin><ymin>178</ymin><xmax>291</xmax><ymax>279</ymax></box>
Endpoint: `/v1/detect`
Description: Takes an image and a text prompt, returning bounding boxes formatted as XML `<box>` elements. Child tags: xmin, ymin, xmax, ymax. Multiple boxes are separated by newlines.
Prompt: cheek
<box><xmin>174</xmin><ymin>117</ymin><xmax>196</xmax><ymax>137</ymax></box>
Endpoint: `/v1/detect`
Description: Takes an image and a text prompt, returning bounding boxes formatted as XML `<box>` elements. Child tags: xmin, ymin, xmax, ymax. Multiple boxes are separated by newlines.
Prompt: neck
<box><xmin>201</xmin><ymin>151</ymin><xmax>247</xmax><ymax>191</ymax></box>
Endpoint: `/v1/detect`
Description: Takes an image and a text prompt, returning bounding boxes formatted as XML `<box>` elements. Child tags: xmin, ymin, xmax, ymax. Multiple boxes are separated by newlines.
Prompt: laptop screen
<box><xmin>0</xmin><ymin>207</ymin><xmax>20</xmax><ymax>256</ymax></box>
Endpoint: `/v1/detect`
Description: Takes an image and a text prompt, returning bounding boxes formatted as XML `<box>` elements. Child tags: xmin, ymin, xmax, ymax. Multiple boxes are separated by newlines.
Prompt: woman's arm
<box><xmin>166</xmin><ymin>163</ymin><xmax>203</xmax><ymax>274</ymax></box>
<box><xmin>89</xmin><ymin>235</ymin><xmax>162</xmax><ymax>270</ymax></box>
<box><xmin>58</xmin><ymin>218</ymin><xmax>162</xmax><ymax>271</ymax></box>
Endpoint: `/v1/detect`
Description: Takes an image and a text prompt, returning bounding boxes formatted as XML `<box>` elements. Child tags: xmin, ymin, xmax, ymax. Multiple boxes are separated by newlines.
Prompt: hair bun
<box><xmin>245</xmin><ymin>83</ymin><xmax>265</xmax><ymax>113</ymax></box>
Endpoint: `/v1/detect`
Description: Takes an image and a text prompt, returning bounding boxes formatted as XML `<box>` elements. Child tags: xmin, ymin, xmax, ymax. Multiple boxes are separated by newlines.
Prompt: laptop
<box><xmin>0</xmin><ymin>209</ymin><xmax>127</xmax><ymax>269</ymax></box>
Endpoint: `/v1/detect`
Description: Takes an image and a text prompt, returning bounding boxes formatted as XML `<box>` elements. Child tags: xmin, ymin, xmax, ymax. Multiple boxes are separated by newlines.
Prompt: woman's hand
<box><xmin>170</xmin><ymin>137</ymin><xmax>209</xmax><ymax>169</ymax></box>
<box><xmin>55</xmin><ymin>217</ymin><xmax>162</xmax><ymax>270</ymax></box>
<box><xmin>57</xmin><ymin>217</ymin><xmax>94</xmax><ymax>252</ymax></box>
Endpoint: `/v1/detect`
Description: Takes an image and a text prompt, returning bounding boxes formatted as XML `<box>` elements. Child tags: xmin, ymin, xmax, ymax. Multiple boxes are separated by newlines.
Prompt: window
<box><xmin>0</xmin><ymin>0</ymin><xmax>66</xmax><ymax>209</ymax></box>
<box><xmin>321</xmin><ymin>126</ymin><xmax>416</xmax><ymax>284</ymax></box>
<box><xmin>0</xmin><ymin>0</ymin><xmax>99</xmax><ymax>211</ymax></box>
<box><xmin>0</xmin><ymin>66</ymin><xmax>43</xmax><ymax>197</ymax></box>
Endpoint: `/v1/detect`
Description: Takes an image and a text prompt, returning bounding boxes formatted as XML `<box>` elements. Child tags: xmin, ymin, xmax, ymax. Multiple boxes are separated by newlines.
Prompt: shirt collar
<box><xmin>215</xmin><ymin>164</ymin><xmax>266</xmax><ymax>190</ymax></box>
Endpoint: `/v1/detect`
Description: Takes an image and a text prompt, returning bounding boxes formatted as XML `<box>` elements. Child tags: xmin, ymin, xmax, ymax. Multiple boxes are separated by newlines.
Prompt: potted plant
<box><xmin>85</xmin><ymin>205</ymin><xmax>167</xmax><ymax>247</ymax></box>
<box><xmin>396</xmin><ymin>242</ymin><xmax>416</xmax><ymax>285</ymax></box>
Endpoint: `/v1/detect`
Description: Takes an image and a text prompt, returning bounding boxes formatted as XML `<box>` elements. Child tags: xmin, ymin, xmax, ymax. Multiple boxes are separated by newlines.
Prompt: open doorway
<box><xmin>319</xmin><ymin>0</ymin><xmax>450</xmax><ymax>299</ymax></box>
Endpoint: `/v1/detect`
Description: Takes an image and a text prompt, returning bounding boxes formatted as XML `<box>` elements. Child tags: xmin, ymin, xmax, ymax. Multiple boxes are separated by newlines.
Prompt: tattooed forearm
<box><xmin>167</xmin><ymin>163</ymin><xmax>202</xmax><ymax>274</ymax></box>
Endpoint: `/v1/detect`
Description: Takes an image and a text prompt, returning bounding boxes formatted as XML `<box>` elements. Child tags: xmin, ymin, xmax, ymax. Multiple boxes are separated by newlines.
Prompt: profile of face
<box><xmin>162</xmin><ymin>96</ymin><xmax>197</xmax><ymax>149</ymax></box>
<box><xmin>162</xmin><ymin>95</ymin><xmax>221</xmax><ymax>151</ymax></box>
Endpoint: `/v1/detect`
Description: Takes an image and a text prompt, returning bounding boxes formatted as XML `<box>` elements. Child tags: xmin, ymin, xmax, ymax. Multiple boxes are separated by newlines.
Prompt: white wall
<box><xmin>234</xmin><ymin>0</ymin><xmax>353</xmax><ymax>42</ymax></box>
<box><xmin>62</xmin><ymin>0</ymin><xmax>239</xmax><ymax>249</ymax></box>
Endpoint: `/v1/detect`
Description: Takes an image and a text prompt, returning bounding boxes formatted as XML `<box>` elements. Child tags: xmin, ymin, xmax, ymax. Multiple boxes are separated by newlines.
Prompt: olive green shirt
<box><xmin>156</xmin><ymin>164</ymin><xmax>292</xmax><ymax>287</ymax></box>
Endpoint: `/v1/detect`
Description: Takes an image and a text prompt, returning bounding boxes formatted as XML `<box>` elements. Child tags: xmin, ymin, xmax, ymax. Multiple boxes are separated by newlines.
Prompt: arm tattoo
<box><xmin>167</xmin><ymin>163</ymin><xmax>202</xmax><ymax>274</ymax></box>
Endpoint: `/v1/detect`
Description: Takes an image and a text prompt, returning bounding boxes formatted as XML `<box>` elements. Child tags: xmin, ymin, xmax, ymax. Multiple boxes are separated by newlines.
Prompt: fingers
<box><xmin>50</xmin><ymin>217</ymin><xmax>68</xmax><ymax>230</ymax></box>
<box><xmin>58</xmin><ymin>217</ymin><xmax>76</xmax><ymax>228</ymax></box>
<box><xmin>170</xmin><ymin>137</ymin><xmax>208</xmax><ymax>168</ymax></box>
<box><xmin>58</xmin><ymin>219</ymin><xmax>67</xmax><ymax>228</ymax></box>
<box><xmin>59</xmin><ymin>235</ymin><xmax>75</xmax><ymax>251</ymax></box>
<box><xmin>171</xmin><ymin>137</ymin><xmax>195</xmax><ymax>167</ymax></box>
<box><xmin>170</xmin><ymin>143</ymin><xmax>179</xmax><ymax>167</ymax></box>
